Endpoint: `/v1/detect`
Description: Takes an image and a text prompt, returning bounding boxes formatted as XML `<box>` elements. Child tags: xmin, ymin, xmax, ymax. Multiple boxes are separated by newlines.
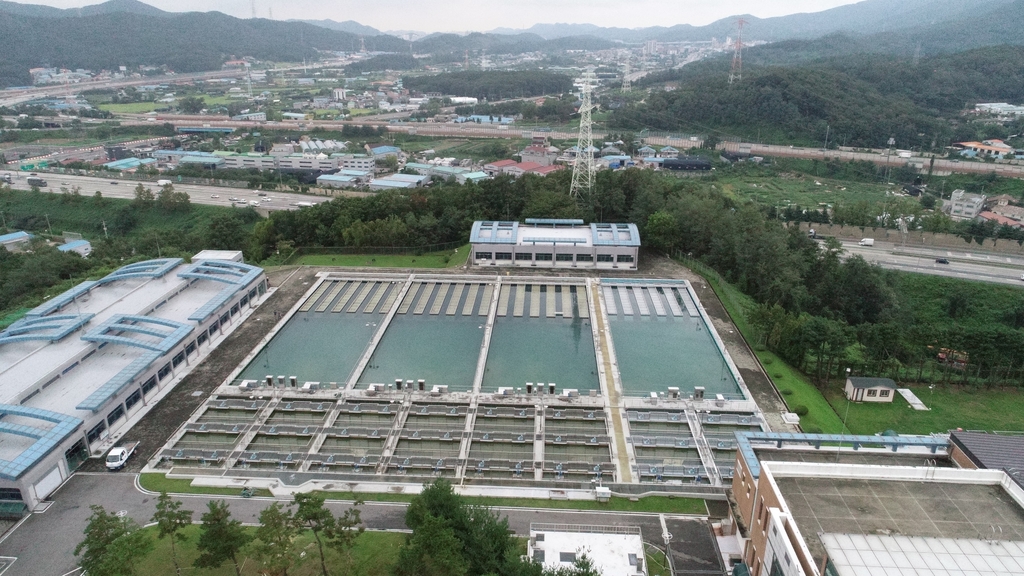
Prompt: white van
<box><xmin>858</xmin><ymin>238</ymin><xmax>875</xmax><ymax>247</ymax></box>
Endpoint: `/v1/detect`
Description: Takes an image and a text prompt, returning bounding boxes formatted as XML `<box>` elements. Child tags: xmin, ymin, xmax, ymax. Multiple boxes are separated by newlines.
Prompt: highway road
<box><xmin>839</xmin><ymin>240</ymin><xmax>1024</xmax><ymax>286</ymax></box>
<box><xmin>4</xmin><ymin>172</ymin><xmax>329</xmax><ymax>212</ymax></box>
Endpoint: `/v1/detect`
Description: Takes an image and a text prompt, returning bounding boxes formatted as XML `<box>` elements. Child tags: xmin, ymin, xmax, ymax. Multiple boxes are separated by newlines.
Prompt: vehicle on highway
<box><xmin>229</xmin><ymin>197</ymin><xmax>240</xmax><ymax>202</ymax></box>
<box><xmin>250</xmin><ymin>200</ymin><xmax>260</xmax><ymax>206</ymax></box>
<box><xmin>60</xmin><ymin>181</ymin><xmax>69</xmax><ymax>185</ymax></box>
<box><xmin>210</xmin><ymin>194</ymin><xmax>219</xmax><ymax>198</ymax></box>
<box><xmin>110</xmin><ymin>181</ymin><xmax>118</xmax><ymax>185</ymax></box>
<box><xmin>1020</xmin><ymin>274</ymin><xmax>1024</xmax><ymax>282</ymax></box>
<box><xmin>859</xmin><ymin>238</ymin><xmax>875</xmax><ymax>246</ymax></box>
<box><xmin>26</xmin><ymin>176</ymin><xmax>47</xmax><ymax>187</ymax></box>
<box><xmin>256</xmin><ymin>192</ymin><xmax>267</xmax><ymax>196</ymax></box>
<box><xmin>156</xmin><ymin>179</ymin><xmax>172</xmax><ymax>186</ymax></box>
<box><xmin>935</xmin><ymin>258</ymin><xmax>950</xmax><ymax>264</ymax></box>
<box><xmin>1</xmin><ymin>173</ymin><xmax>13</xmax><ymax>184</ymax></box>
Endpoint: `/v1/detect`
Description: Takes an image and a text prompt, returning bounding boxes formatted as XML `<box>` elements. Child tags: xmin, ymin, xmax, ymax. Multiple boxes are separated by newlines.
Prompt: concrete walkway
<box><xmin>898</xmin><ymin>388</ymin><xmax>930</xmax><ymax>410</ymax></box>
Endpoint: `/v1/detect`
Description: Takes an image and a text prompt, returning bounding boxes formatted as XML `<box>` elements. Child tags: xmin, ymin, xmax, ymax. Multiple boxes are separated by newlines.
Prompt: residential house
<box><xmin>844</xmin><ymin>377</ymin><xmax>896</xmax><ymax>403</ymax></box>
<box><xmin>519</xmin><ymin>145</ymin><xmax>560</xmax><ymax>167</ymax></box>
<box><xmin>976</xmin><ymin>211</ymin><xmax>1023</xmax><ymax>228</ymax></box>
<box><xmin>948</xmin><ymin>189</ymin><xmax>986</xmax><ymax>220</ymax></box>
<box><xmin>0</xmin><ymin>231</ymin><xmax>32</xmax><ymax>252</ymax></box>
<box><xmin>483</xmin><ymin>159</ymin><xmax>517</xmax><ymax>176</ymax></box>
<box><xmin>657</xmin><ymin>146</ymin><xmax>680</xmax><ymax>158</ymax></box>
<box><xmin>956</xmin><ymin>139</ymin><xmax>1015</xmax><ymax>159</ymax></box>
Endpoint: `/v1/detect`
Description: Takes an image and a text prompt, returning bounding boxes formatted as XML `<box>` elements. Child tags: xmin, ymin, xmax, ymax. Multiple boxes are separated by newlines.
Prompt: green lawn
<box><xmin>134</xmin><ymin>524</ymin><xmax>404</xmax><ymax>576</ymax></box>
<box><xmin>296</xmin><ymin>245</ymin><xmax>470</xmax><ymax>268</ymax></box>
<box><xmin>139</xmin><ymin>474</ymin><xmax>706</xmax><ymax>514</ymax></box>
<box><xmin>826</xmin><ymin>385</ymin><xmax>1024</xmax><ymax>435</ymax></box>
<box><xmin>138</xmin><ymin>474</ymin><xmax>273</xmax><ymax>497</ymax></box>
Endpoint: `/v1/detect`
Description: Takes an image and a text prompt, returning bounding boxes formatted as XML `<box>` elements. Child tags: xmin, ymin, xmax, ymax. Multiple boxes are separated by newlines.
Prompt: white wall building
<box><xmin>0</xmin><ymin>257</ymin><xmax>267</xmax><ymax>511</ymax></box>
<box><xmin>470</xmin><ymin>219</ymin><xmax>640</xmax><ymax>270</ymax></box>
<box><xmin>527</xmin><ymin>524</ymin><xmax>647</xmax><ymax>576</ymax></box>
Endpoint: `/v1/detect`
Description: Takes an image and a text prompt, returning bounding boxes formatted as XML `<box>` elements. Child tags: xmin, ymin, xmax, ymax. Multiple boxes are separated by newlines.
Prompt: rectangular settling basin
<box><xmin>603</xmin><ymin>282</ymin><xmax>740</xmax><ymax>397</ymax></box>
<box><xmin>238</xmin><ymin>279</ymin><xmax>397</xmax><ymax>384</ymax></box>
<box><xmin>483</xmin><ymin>284</ymin><xmax>599</xmax><ymax>394</ymax></box>
<box><xmin>358</xmin><ymin>282</ymin><xmax>487</xmax><ymax>392</ymax></box>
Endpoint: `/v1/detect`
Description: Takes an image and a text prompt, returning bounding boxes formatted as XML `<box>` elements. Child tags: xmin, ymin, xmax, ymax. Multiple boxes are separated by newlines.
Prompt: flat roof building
<box><xmin>528</xmin><ymin>524</ymin><xmax>647</xmax><ymax>576</ymax></box>
<box><xmin>470</xmin><ymin>219</ymin><xmax>640</xmax><ymax>270</ymax></box>
<box><xmin>0</xmin><ymin>257</ymin><xmax>267</xmax><ymax>512</ymax></box>
<box><xmin>729</xmin><ymin>431</ymin><xmax>1024</xmax><ymax>576</ymax></box>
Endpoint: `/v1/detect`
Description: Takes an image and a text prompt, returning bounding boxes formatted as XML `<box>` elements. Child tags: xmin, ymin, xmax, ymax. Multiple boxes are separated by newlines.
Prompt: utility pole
<box><xmin>622</xmin><ymin>60</ymin><xmax>631</xmax><ymax>92</ymax></box>
<box><xmin>729</xmin><ymin>19</ymin><xmax>747</xmax><ymax>85</ymax></box>
<box><xmin>569</xmin><ymin>68</ymin><xmax>596</xmax><ymax>201</ymax></box>
<box><xmin>102</xmin><ymin>220</ymin><xmax>108</xmax><ymax>239</ymax></box>
<box><xmin>44</xmin><ymin>213</ymin><xmax>52</xmax><ymax>236</ymax></box>
<box><xmin>824</xmin><ymin>124</ymin><xmax>830</xmax><ymax>150</ymax></box>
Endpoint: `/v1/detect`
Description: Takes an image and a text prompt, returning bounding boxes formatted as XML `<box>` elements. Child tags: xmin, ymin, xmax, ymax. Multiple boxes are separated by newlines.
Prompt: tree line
<box><xmin>75</xmin><ymin>482</ymin><xmax>602</xmax><ymax>576</ymax></box>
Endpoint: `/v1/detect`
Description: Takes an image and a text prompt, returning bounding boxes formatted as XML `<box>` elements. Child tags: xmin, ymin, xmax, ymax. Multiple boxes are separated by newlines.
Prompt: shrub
<box><xmin>793</xmin><ymin>405</ymin><xmax>809</xmax><ymax>416</ymax></box>
<box><xmin>774</xmin><ymin>373</ymin><xmax>784</xmax><ymax>379</ymax></box>
<box><xmin>762</xmin><ymin>357</ymin><xmax>774</xmax><ymax>365</ymax></box>
<box><xmin>803</xmin><ymin>425</ymin><xmax>822</xmax><ymax>434</ymax></box>
<box><xmin>781</xmin><ymin>389</ymin><xmax>794</xmax><ymax>396</ymax></box>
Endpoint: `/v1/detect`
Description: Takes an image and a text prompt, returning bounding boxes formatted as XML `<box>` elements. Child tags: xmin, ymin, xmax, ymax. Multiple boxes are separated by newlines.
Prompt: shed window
<box><xmin>142</xmin><ymin>376</ymin><xmax>158</xmax><ymax>394</ymax></box>
<box><xmin>515</xmin><ymin>253</ymin><xmax>532</xmax><ymax>261</ymax></box>
<box><xmin>867</xmin><ymin>389</ymin><xmax>877</xmax><ymax>397</ymax></box>
<box><xmin>559</xmin><ymin>552</ymin><xmax>576</xmax><ymax>563</ymax></box>
<box><xmin>535</xmin><ymin>253</ymin><xmax>553</xmax><ymax>261</ymax></box>
<box><xmin>597</xmin><ymin>254</ymin><xmax>614</xmax><ymax>262</ymax></box>
<box><xmin>495</xmin><ymin>252</ymin><xmax>512</xmax><ymax>261</ymax></box>
<box><xmin>556</xmin><ymin>254</ymin><xmax>574</xmax><ymax>261</ymax></box>
<box><xmin>576</xmin><ymin>254</ymin><xmax>594</xmax><ymax>262</ymax></box>
<box><xmin>617</xmin><ymin>254</ymin><xmax>634</xmax><ymax>263</ymax></box>
<box><xmin>880</xmin><ymin>389</ymin><xmax>890</xmax><ymax>397</ymax></box>
<box><xmin>476</xmin><ymin>252</ymin><xmax>493</xmax><ymax>260</ymax></box>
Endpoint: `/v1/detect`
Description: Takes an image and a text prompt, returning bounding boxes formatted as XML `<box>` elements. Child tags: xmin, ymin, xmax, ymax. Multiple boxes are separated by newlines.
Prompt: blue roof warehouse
<box><xmin>0</xmin><ymin>254</ymin><xmax>267</xmax><ymax>512</ymax></box>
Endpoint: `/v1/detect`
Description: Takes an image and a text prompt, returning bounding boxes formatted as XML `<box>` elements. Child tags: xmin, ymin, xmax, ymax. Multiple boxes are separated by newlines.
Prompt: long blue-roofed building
<box><xmin>0</xmin><ymin>254</ymin><xmax>267</xmax><ymax>512</ymax></box>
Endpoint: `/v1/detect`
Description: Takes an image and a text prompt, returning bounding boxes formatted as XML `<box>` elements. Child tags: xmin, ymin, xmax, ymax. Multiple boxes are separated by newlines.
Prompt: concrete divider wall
<box><xmin>794</xmin><ymin>222</ymin><xmax>1024</xmax><ymax>255</ymax></box>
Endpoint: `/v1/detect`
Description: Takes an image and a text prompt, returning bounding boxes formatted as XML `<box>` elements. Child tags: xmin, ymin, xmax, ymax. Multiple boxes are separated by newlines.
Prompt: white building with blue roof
<box><xmin>0</xmin><ymin>256</ymin><xmax>267</xmax><ymax>511</ymax></box>
<box><xmin>469</xmin><ymin>219</ymin><xmax>640</xmax><ymax>269</ymax></box>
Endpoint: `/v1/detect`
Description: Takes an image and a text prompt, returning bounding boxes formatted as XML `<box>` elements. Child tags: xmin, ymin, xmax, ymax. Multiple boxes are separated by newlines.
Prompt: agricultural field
<box><xmin>716</xmin><ymin>172</ymin><xmax>894</xmax><ymax>211</ymax></box>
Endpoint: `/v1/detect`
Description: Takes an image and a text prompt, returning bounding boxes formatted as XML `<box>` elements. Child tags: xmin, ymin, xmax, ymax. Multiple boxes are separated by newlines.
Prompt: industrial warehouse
<box><xmin>0</xmin><ymin>253</ymin><xmax>267</xmax><ymax>511</ymax></box>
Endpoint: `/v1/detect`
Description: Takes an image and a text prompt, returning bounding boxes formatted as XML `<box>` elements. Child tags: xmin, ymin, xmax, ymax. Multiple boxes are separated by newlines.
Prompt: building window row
<box><xmin>482</xmin><ymin>252</ymin><xmax>633</xmax><ymax>263</ymax></box>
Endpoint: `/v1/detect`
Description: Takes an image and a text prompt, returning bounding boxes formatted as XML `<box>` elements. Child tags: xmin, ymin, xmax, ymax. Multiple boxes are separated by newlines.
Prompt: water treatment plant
<box><xmin>153</xmin><ymin>270</ymin><xmax>764</xmax><ymax>490</ymax></box>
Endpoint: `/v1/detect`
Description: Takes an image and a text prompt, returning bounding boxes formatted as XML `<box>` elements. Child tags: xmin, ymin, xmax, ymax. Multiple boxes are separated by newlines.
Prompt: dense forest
<box><xmin>614</xmin><ymin>45</ymin><xmax>1024</xmax><ymax>148</ymax></box>
<box><xmin>0</xmin><ymin>9</ymin><xmax>406</xmax><ymax>87</ymax></box>
<box><xmin>404</xmin><ymin>71</ymin><xmax>573</xmax><ymax>100</ymax></box>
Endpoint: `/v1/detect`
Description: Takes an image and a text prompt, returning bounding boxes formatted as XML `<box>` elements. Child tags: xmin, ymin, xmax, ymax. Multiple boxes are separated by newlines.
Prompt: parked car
<box><xmin>935</xmin><ymin>258</ymin><xmax>950</xmax><ymax>264</ymax></box>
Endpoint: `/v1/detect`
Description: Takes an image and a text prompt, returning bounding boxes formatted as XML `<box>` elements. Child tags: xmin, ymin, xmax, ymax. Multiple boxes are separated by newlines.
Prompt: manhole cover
<box><xmin>191</xmin><ymin>391</ymin><xmax>204</xmax><ymax>397</ymax></box>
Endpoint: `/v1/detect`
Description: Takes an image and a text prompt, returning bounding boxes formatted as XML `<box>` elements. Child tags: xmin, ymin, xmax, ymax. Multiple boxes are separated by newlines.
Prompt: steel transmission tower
<box><xmin>729</xmin><ymin>19</ymin><xmax>747</xmax><ymax>84</ymax></box>
<box><xmin>622</xmin><ymin>61</ymin><xmax>631</xmax><ymax>92</ymax></box>
<box><xmin>569</xmin><ymin>69</ymin><xmax>597</xmax><ymax>200</ymax></box>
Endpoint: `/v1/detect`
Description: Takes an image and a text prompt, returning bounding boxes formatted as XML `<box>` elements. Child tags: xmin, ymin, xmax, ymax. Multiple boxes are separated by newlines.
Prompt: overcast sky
<box><xmin>21</xmin><ymin>0</ymin><xmax>865</xmax><ymax>31</ymax></box>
